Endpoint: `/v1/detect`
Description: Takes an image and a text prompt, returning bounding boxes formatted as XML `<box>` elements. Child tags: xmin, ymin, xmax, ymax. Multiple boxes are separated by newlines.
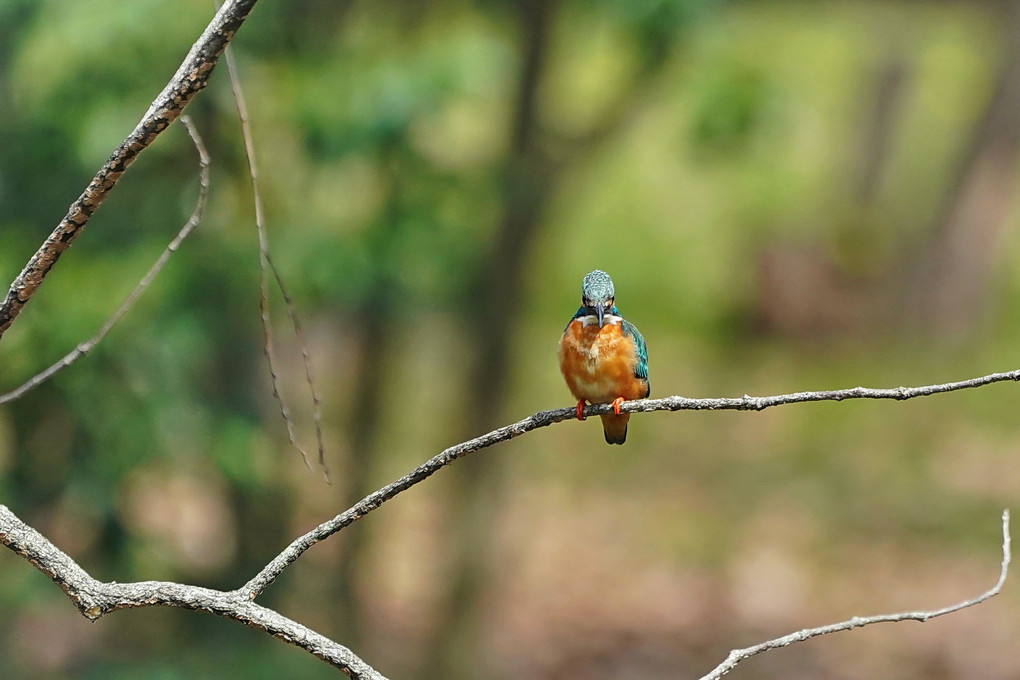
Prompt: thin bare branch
<box><xmin>620</xmin><ymin>368</ymin><xmax>1020</xmax><ymax>414</ymax></box>
<box><xmin>0</xmin><ymin>116</ymin><xmax>210</xmax><ymax>406</ymax></box>
<box><xmin>221</xmin><ymin>32</ymin><xmax>329</xmax><ymax>480</ymax></box>
<box><xmin>0</xmin><ymin>0</ymin><xmax>259</xmax><ymax>341</ymax></box>
<box><xmin>266</xmin><ymin>254</ymin><xmax>330</xmax><ymax>479</ymax></box>
<box><xmin>242</xmin><ymin>367</ymin><xmax>1020</xmax><ymax>597</ymax></box>
<box><xmin>700</xmin><ymin>509</ymin><xmax>1011</xmax><ymax>680</ymax></box>
<box><xmin>0</xmin><ymin>505</ymin><xmax>386</xmax><ymax>680</ymax></box>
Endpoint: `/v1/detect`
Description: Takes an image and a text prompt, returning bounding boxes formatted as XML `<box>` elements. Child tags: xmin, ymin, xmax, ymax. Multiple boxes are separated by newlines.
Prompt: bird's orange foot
<box><xmin>611</xmin><ymin>396</ymin><xmax>626</xmax><ymax>415</ymax></box>
<box><xmin>575</xmin><ymin>400</ymin><xmax>586</xmax><ymax>421</ymax></box>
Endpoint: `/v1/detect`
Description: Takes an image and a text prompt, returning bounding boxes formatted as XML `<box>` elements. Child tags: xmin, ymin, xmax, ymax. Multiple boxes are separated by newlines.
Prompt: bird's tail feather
<box><xmin>600</xmin><ymin>413</ymin><xmax>629</xmax><ymax>445</ymax></box>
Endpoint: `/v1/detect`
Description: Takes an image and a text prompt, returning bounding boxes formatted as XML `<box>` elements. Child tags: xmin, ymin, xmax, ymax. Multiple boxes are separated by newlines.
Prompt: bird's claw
<box><xmin>611</xmin><ymin>396</ymin><xmax>625</xmax><ymax>415</ymax></box>
<box><xmin>575</xmin><ymin>400</ymin><xmax>586</xmax><ymax>421</ymax></box>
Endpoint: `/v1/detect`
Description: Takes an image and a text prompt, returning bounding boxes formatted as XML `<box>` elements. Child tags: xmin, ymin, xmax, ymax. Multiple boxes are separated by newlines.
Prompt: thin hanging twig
<box><xmin>221</xmin><ymin>36</ymin><xmax>330</xmax><ymax>481</ymax></box>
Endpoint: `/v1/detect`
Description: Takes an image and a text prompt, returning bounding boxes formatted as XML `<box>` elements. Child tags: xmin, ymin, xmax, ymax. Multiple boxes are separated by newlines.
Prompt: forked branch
<box><xmin>0</xmin><ymin>505</ymin><xmax>386</xmax><ymax>680</ymax></box>
<box><xmin>0</xmin><ymin>504</ymin><xmax>1008</xmax><ymax>679</ymax></box>
<box><xmin>0</xmin><ymin>375</ymin><xmax>1013</xmax><ymax>676</ymax></box>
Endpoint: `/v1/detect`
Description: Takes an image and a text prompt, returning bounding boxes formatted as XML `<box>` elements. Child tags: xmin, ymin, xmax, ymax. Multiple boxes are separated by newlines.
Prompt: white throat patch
<box><xmin>579</xmin><ymin>314</ymin><xmax>622</xmax><ymax>327</ymax></box>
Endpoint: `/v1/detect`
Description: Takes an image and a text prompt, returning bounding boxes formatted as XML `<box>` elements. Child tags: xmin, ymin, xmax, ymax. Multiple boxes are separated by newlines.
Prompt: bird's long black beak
<box><xmin>596</xmin><ymin>303</ymin><xmax>605</xmax><ymax>328</ymax></box>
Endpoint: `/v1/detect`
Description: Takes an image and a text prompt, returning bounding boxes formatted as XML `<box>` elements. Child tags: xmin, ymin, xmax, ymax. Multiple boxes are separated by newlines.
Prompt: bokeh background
<box><xmin>2</xmin><ymin>0</ymin><xmax>1020</xmax><ymax>678</ymax></box>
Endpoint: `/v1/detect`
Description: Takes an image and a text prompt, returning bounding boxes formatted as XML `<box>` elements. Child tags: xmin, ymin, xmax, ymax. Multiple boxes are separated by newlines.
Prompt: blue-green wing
<box><xmin>621</xmin><ymin>319</ymin><xmax>649</xmax><ymax>393</ymax></box>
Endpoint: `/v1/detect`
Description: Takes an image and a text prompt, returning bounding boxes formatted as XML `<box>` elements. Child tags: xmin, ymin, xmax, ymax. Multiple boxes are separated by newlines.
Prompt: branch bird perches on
<box><xmin>243</xmin><ymin>367</ymin><xmax>1020</xmax><ymax>596</ymax></box>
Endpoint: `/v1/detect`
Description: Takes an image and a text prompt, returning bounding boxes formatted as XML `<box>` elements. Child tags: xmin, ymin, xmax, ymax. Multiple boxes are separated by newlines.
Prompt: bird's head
<box><xmin>581</xmin><ymin>270</ymin><xmax>616</xmax><ymax>328</ymax></box>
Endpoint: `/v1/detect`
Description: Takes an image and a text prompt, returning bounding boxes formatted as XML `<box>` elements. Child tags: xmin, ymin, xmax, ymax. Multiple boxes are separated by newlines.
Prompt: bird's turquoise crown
<box><xmin>581</xmin><ymin>269</ymin><xmax>614</xmax><ymax>306</ymax></box>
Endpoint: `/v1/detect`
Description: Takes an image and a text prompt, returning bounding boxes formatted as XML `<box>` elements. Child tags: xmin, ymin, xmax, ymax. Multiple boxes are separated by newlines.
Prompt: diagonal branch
<box><xmin>700</xmin><ymin>509</ymin><xmax>1012</xmax><ymax>680</ymax></box>
<box><xmin>241</xmin><ymin>367</ymin><xmax>1020</xmax><ymax>598</ymax></box>
<box><xmin>0</xmin><ymin>116</ymin><xmax>210</xmax><ymax>405</ymax></box>
<box><xmin>0</xmin><ymin>504</ymin><xmax>387</xmax><ymax>680</ymax></box>
<box><xmin>0</xmin><ymin>0</ymin><xmax>260</xmax><ymax>341</ymax></box>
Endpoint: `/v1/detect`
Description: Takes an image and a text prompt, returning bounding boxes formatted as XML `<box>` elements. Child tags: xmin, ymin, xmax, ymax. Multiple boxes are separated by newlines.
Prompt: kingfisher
<box><xmin>558</xmin><ymin>270</ymin><xmax>649</xmax><ymax>444</ymax></box>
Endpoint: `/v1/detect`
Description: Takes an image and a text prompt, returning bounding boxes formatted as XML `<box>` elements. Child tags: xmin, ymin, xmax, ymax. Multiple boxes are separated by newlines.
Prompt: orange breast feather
<box><xmin>559</xmin><ymin>320</ymin><xmax>646</xmax><ymax>404</ymax></box>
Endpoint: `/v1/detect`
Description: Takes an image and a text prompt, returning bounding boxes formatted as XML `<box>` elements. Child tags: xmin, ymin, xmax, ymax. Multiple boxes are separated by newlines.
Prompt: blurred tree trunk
<box><xmin>856</xmin><ymin>54</ymin><xmax>908</xmax><ymax>205</ymax></box>
<box><xmin>415</xmin><ymin>1</ymin><xmax>558</xmax><ymax>677</ymax></box>
<box><xmin>330</xmin><ymin>148</ymin><xmax>406</xmax><ymax>651</ymax></box>
<box><xmin>903</xmin><ymin>0</ymin><xmax>1020</xmax><ymax>335</ymax></box>
<box><xmin>409</xmin><ymin>5</ymin><xmax>693</xmax><ymax>676</ymax></box>
<box><xmin>330</xmin><ymin>292</ymin><xmax>391</xmax><ymax>649</ymax></box>
<box><xmin>748</xmin><ymin>50</ymin><xmax>912</xmax><ymax>340</ymax></box>
<box><xmin>753</xmin><ymin>2</ymin><xmax>1020</xmax><ymax>342</ymax></box>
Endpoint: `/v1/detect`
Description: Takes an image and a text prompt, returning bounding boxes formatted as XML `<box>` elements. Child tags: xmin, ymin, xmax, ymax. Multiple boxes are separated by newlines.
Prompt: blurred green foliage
<box><xmin>2</xmin><ymin>1</ymin><xmax>1020</xmax><ymax>678</ymax></box>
